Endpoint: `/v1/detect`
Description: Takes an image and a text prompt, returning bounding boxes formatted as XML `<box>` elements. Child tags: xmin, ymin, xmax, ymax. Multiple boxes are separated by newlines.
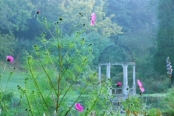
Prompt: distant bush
<box><xmin>147</xmin><ymin>108</ymin><xmax>162</xmax><ymax>116</ymax></box>
<box><xmin>161</xmin><ymin>88</ymin><xmax>174</xmax><ymax>115</ymax></box>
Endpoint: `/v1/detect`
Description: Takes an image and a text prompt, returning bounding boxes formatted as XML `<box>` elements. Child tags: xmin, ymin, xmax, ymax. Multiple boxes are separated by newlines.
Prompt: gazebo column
<box><xmin>98</xmin><ymin>65</ymin><xmax>101</xmax><ymax>87</ymax></box>
<box><xmin>122</xmin><ymin>64</ymin><xmax>129</xmax><ymax>95</ymax></box>
<box><xmin>132</xmin><ymin>65</ymin><xmax>136</xmax><ymax>94</ymax></box>
<box><xmin>106</xmin><ymin>63</ymin><xmax>112</xmax><ymax>95</ymax></box>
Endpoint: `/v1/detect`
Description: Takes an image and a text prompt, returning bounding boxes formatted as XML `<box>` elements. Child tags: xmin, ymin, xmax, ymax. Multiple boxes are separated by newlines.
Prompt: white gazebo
<box><xmin>98</xmin><ymin>62</ymin><xmax>136</xmax><ymax>96</ymax></box>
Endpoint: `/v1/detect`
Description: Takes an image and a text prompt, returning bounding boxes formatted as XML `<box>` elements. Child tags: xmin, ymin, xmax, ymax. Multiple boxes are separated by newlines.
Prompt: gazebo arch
<box><xmin>98</xmin><ymin>62</ymin><xmax>136</xmax><ymax>96</ymax></box>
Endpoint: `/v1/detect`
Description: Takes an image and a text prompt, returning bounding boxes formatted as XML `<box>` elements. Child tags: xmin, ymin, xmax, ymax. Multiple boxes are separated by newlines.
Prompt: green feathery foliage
<box><xmin>16</xmin><ymin>17</ymin><xmax>112</xmax><ymax>115</ymax></box>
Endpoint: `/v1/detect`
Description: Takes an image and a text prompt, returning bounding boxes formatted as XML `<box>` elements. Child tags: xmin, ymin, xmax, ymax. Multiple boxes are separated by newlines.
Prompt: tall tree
<box><xmin>154</xmin><ymin>0</ymin><xmax>174</xmax><ymax>74</ymax></box>
<box><xmin>105</xmin><ymin>0</ymin><xmax>157</xmax><ymax>33</ymax></box>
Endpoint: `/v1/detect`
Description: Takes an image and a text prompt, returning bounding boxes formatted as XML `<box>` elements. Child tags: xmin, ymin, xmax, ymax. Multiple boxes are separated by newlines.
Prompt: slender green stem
<box><xmin>42</xmin><ymin>43</ymin><xmax>61</xmax><ymax>108</ymax></box>
<box><xmin>56</xmin><ymin>48</ymin><xmax>88</xmax><ymax>112</ymax></box>
<box><xmin>56</xmin><ymin>43</ymin><xmax>62</xmax><ymax>113</ymax></box>
<box><xmin>27</xmin><ymin>59</ymin><xmax>52</xmax><ymax>115</ymax></box>
<box><xmin>14</xmin><ymin>94</ymin><xmax>22</xmax><ymax>116</ymax></box>
<box><xmin>4</xmin><ymin>68</ymin><xmax>15</xmax><ymax>91</ymax></box>
<box><xmin>43</xmin><ymin>19</ymin><xmax>62</xmax><ymax>113</ymax></box>
<box><xmin>58</xmin><ymin>60</ymin><xmax>86</xmax><ymax>108</ymax></box>
<box><xmin>35</xmin><ymin>50</ymin><xmax>58</xmax><ymax>101</ymax></box>
<box><xmin>23</xmin><ymin>89</ymin><xmax>34</xmax><ymax>116</ymax></box>
<box><xmin>58</xmin><ymin>48</ymin><xmax>89</xmax><ymax>97</ymax></box>
<box><xmin>85</xmin><ymin>86</ymin><xmax>103</xmax><ymax>116</ymax></box>
<box><xmin>64</xmin><ymin>83</ymin><xmax>88</xmax><ymax>115</ymax></box>
<box><xmin>32</xmin><ymin>91</ymin><xmax>41</xmax><ymax>115</ymax></box>
<box><xmin>40</xmin><ymin>21</ymin><xmax>62</xmax><ymax>113</ymax></box>
<box><xmin>170</xmin><ymin>75</ymin><xmax>172</xmax><ymax>88</ymax></box>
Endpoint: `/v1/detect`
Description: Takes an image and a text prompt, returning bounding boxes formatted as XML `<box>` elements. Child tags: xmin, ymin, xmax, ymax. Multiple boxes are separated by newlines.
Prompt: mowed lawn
<box><xmin>0</xmin><ymin>66</ymin><xmax>26</xmax><ymax>94</ymax></box>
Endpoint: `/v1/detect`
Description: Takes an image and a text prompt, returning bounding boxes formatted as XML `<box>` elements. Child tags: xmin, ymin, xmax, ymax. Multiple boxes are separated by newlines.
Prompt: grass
<box><xmin>0</xmin><ymin>63</ymin><xmax>26</xmax><ymax>94</ymax></box>
<box><xmin>0</xmin><ymin>67</ymin><xmax>168</xmax><ymax>99</ymax></box>
<box><xmin>142</xmin><ymin>93</ymin><xmax>166</xmax><ymax>97</ymax></box>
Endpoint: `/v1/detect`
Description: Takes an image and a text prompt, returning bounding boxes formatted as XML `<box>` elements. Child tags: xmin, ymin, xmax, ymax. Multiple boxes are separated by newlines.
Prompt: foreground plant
<box><xmin>12</xmin><ymin>13</ymin><xmax>115</xmax><ymax>116</ymax></box>
<box><xmin>0</xmin><ymin>56</ymin><xmax>17</xmax><ymax>115</ymax></box>
<box><xmin>160</xmin><ymin>88</ymin><xmax>174</xmax><ymax>115</ymax></box>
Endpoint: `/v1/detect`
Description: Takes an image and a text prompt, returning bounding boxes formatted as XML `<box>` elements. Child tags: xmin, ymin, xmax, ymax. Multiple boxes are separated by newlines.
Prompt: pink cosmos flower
<box><xmin>117</xmin><ymin>82</ymin><xmax>122</xmax><ymax>87</ymax></box>
<box><xmin>137</xmin><ymin>79</ymin><xmax>145</xmax><ymax>93</ymax></box>
<box><xmin>6</xmin><ymin>56</ymin><xmax>14</xmax><ymax>63</ymax></box>
<box><xmin>75</xmin><ymin>103</ymin><xmax>84</xmax><ymax>112</ymax></box>
<box><xmin>139</xmin><ymin>86</ymin><xmax>145</xmax><ymax>93</ymax></box>
<box><xmin>90</xmin><ymin>13</ymin><xmax>96</xmax><ymax>26</ymax></box>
